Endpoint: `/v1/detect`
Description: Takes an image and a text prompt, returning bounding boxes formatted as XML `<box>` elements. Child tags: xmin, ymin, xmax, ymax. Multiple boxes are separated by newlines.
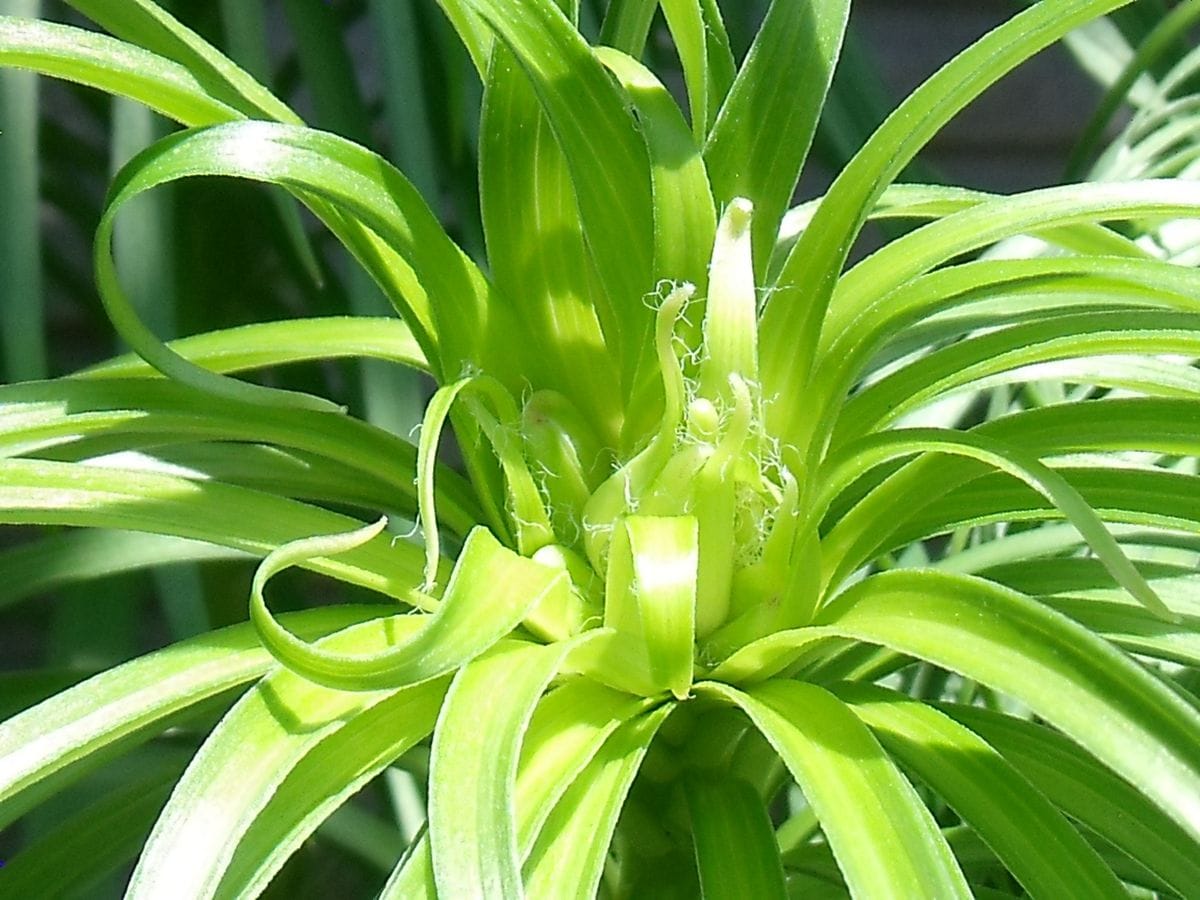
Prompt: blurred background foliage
<box><xmin>0</xmin><ymin>0</ymin><xmax>1186</xmax><ymax>893</ymax></box>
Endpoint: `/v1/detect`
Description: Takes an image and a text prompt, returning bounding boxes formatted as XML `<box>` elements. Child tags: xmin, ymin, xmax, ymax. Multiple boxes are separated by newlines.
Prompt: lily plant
<box><xmin>2</xmin><ymin>0</ymin><xmax>1200</xmax><ymax>896</ymax></box>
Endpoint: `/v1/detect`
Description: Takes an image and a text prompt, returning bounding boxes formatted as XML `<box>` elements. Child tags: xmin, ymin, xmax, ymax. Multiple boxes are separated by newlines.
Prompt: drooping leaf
<box><xmin>941</xmin><ymin>702</ymin><xmax>1200</xmax><ymax>896</ymax></box>
<box><xmin>699</xmin><ymin>680</ymin><xmax>971</xmax><ymax>899</ymax></box>
<box><xmin>0</xmin><ymin>606</ymin><xmax>385</xmax><ymax>829</ymax></box>
<box><xmin>94</xmin><ymin>120</ymin><xmax>506</xmax><ymax>404</ymax></box>
<box><xmin>61</xmin><ymin>0</ymin><xmax>299</xmax><ymax>123</ymax></box>
<box><xmin>834</xmin><ymin>682</ymin><xmax>1125</xmax><ymax>899</ymax></box>
<box><xmin>127</xmin><ymin>618</ymin><xmax>448</xmax><ymax>898</ymax></box>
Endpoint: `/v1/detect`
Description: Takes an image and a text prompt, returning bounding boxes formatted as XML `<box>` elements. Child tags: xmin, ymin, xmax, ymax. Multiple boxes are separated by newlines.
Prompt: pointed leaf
<box><xmin>704</xmin><ymin>0</ymin><xmax>850</xmax><ymax>280</ymax></box>
<box><xmin>761</xmin><ymin>0</ymin><xmax>1136</xmax><ymax>442</ymax></box>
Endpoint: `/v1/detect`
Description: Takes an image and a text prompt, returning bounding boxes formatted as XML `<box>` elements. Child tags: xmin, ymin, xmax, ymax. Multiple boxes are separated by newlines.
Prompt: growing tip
<box><xmin>723</xmin><ymin>198</ymin><xmax>754</xmax><ymax>237</ymax></box>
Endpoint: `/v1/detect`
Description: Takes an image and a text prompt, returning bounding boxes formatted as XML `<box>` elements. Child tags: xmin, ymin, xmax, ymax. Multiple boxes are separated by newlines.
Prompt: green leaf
<box><xmin>810</xmin><ymin>570</ymin><xmax>1200</xmax><ymax>844</ymax></box>
<box><xmin>1067</xmin><ymin>0</ymin><xmax>1200</xmax><ymax>178</ymax></box>
<box><xmin>480</xmin><ymin>44</ymin><xmax>619</xmax><ymax>438</ymax></box>
<box><xmin>699</xmin><ymin>680</ymin><xmax>971</xmax><ymax>899</ymax></box>
<box><xmin>2</xmin><ymin>381</ymin><xmax>482</xmax><ymax>542</ymax></box>
<box><xmin>457</xmin><ymin>0</ymin><xmax>654</xmax><ymax>395</ymax></box>
<box><xmin>980</xmin><ymin>397</ymin><xmax>1200</xmax><ymax>459</ymax></box>
<box><xmin>597</xmin><ymin>0</ymin><xmax>656</xmax><ymax>57</ymax></box>
<box><xmin>1043</xmin><ymin>595</ymin><xmax>1200</xmax><ymax>667</ymax></box>
<box><xmin>107</xmin><ymin>89</ymin><xmax>212</xmax><ymax>642</ymax></box>
<box><xmin>0</xmin><ymin>21</ymin><xmax>451</xmax><ymax>431</ymax></box>
<box><xmin>381</xmin><ymin>680</ymin><xmax>651</xmax><ymax>898</ymax></box>
<box><xmin>77</xmin><ymin>316</ymin><xmax>427</xmax><ymax>378</ymax></box>
<box><xmin>685</xmin><ymin>774</ymin><xmax>787</xmax><ymax>899</ymax></box>
<box><xmin>941</xmin><ymin>702</ymin><xmax>1200</xmax><ymax>896</ymax></box>
<box><xmin>0</xmin><ymin>17</ymin><xmax>241</xmax><ymax>125</ymax></box>
<box><xmin>806</xmin><ymin>253</ymin><xmax>1200</xmax><ymax>430</ymax></box>
<box><xmin>0</xmin><ymin>606</ymin><xmax>384</xmax><ymax>829</ymax></box>
<box><xmin>416</xmin><ymin>377</ymin><xmax>485</xmax><ymax>586</ymax></box>
<box><xmin>0</xmin><ymin>377</ymin><xmax>479</xmax><ymax>535</ymax></box>
<box><xmin>826</xmin><ymin>180</ymin><xmax>1200</xmax><ymax>348</ymax></box>
<box><xmin>604</xmin><ymin>515</ymin><xmax>698</xmax><ymax>699</ymax></box>
<box><xmin>61</xmin><ymin>0</ymin><xmax>299</xmax><ymax>123</ymax></box>
<box><xmin>429</xmin><ymin>637</ymin><xmax>588</xmax><ymax>898</ymax></box>
<box><xmin>696</xmin><ymin>197</ymin><xmax>756</xmax><ymax>404</ymax></box>
<box><xmin>432</xmin><ymin>0</ymin><xmax>494</xmax><ymax>76</ymax></box>
<box><xmin>94</xmin><ymin>120</ymin><xmax>500</xmax><ymax>407</ymax></box>
<box><xmin>658</xmin><ymin>0</ymin><xmax>709</xmax><ymax>140</ymax></box>
<box><xmin>515</xmin><ymin>680</ymin><xmax>652</xmax><ymax>854</ymax></box>
<box><xmin>833</xmin><ymin>309</ymin><xmax>1200</xmax><ymax>447</ymax></box>
<box><xmin>0</xmin><ymin>756</ymin><xmax>184</xmax><ymax>899</ymax></box>
<box><xmin>523</xmin><ymin>704</ymin><xmax>673</xmax><ymax>898</ymax></box>
<box><xmin>816</xmin><ymin>427</ymin><xmax>1172</xmax><ymax>619</ymax></box>
<box><xmin>704</xmin><ymin>0</ymin><xmax>850</xmax><ymax>281</ymax></box>
<box><xmin>833</xmin><ymin>682</ymin><xmax>1126</xmax><ymax>899</ymax></box>
<box><xmin>133</xmin><ymin>443</ymin><xmax>406</xmax><ymax>514</ymax></box>
<box><xmin>379</xmin><ymin>832</ymin><xmax>436</xmax><ymax>898</ymax></box>
<box><xmin>890</xmin><ymin>467</ymin><xmax>1200</xmax><ymax>554</ymax></box>
<box><xmin>595</xmin><ymin>45</ymin><xmax>716</xmax><ymax>295</ymax></box>
<box><xmin>760</xmin><ymin>0</ymin><xmax>1136</xmax><ymax>443</ymax></box>
<box><xmin>458</xmin><ymin>377</ymin><xmax>557</xmax><ymax>557</ymax></box>
<box><xmin>127</xmin><ymin>618</ymin><xmax>448</xmax><ymax>898</ymax></box>
<box><xmin>251</xmin><ymin>523</ymin><xmax>566</xmax><ymax>690</ymax></box>
<box><xmin>0</xmin><ymin>458</ymin><xmax>429</xmax><ymax>597</ymax></box>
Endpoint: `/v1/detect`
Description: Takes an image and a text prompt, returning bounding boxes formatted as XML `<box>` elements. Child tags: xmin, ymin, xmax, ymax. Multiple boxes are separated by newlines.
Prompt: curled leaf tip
<box><xmin>250</xmin><ymin>516</ymin><xmax>391</xmax><ymax>672</ymax></box>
